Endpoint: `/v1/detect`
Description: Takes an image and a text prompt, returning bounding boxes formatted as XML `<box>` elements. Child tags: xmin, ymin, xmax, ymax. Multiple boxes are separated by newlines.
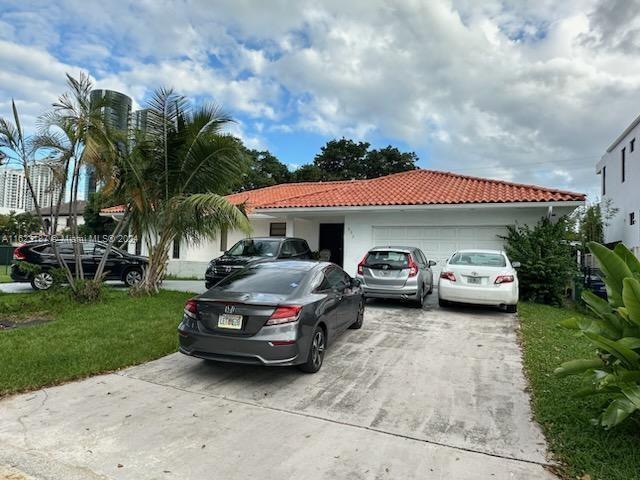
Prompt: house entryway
<box><xmin>319</xmin><ymin>223</ymin><xmax>344</xmax><ymax>266</ymax></box>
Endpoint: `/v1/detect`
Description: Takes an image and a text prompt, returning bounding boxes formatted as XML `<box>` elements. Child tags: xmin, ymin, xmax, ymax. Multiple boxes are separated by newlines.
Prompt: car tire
<box><xmin>30</xmin><ymin>272</ymin><xmax>54</xmax><ymax>291</ymax></box>
<box><xmin>350</xmin><ymin>300</ymin><xmax>365</xmax><ymax>329</ymax></box>
<box><xmin>417</xmin><ymin>287</ymin><xmax>427</xmax><ymax>308</ymax></box>
<box><xmin>123</xmin><ymin>268</ymin><xmax>143</xmax><ymax>288</ymax></box>
<box><xmin>438</xmin><ymin>298</ymin><xmax>450</xmax><ymax>308</ymax></box>
<box><xmin>298</xmin><ymin>326</ymin><xmax>326</xmax><ymax>374</ymax></box>
<box><xmin>427</xmin><ymin>282</ymin><xmax>433</xmax><ymax>295</ymax></box>
<box><xmin>506</xmin><ymin>304</ymin><xmax>517</xmax><ymax>313</ymax></box>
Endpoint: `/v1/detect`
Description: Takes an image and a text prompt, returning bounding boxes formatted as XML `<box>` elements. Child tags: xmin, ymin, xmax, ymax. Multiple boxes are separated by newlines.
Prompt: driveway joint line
<box><xmin>117</xmin><ymin>371</ymin><xmax>553</xmax><ymax>469</ymax></box>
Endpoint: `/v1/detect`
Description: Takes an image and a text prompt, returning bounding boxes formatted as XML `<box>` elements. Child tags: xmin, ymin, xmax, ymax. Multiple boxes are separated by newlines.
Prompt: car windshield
<box><xmin>449</xmin><ymin>252</ymin><xmax>506</xmax><ymax>267</ymax></box>
<box><xmin>365</xmin><ymin>251</ymin><xmax>409</xmax><ymax>269</ymax></box>
<box><xmin>215</xmin><ymin>266</ymin><xmax>306</xmax><ymax>294</ymax></box>
<box><xmin>226</xmin><ymin>239</ymin><xmax>280</xmax><ymax>257</ymax></box>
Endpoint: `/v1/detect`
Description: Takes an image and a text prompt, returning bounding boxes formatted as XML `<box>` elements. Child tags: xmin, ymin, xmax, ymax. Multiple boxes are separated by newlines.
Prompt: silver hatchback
<box><xmin>356</xmin><ymin>246</ymin><xmax>436</xmax><ymax>306</ymax></box>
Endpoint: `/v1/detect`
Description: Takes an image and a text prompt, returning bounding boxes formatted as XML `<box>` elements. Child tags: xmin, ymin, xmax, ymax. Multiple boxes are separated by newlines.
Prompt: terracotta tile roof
<box><xmin>233</xmin><ymin>169</ymin><xmax>585</xmax><ymax>210</ymax></box>
<box><xmin>100</xmin><ymin>205</ymin><xmax>127</xmax><ymax>214</ymax></box>
<box><xmin>226</xmin><ymin>180</ymin><xmax>357</xmax><ymax>212</ymax></box>
<box><xmin>102</xmin><ymin>169</ymin><xmax>585</xmax><ymax>214</ymax></box>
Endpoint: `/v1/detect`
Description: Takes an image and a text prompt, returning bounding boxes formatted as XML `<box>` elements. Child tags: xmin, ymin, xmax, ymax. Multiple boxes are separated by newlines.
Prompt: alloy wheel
<box><xmin>311</xmin><ymin>330</ymin><xmax>325</xmax><ymax>369</ymax></box>
<box><xmin>126</xmin><ymin>270</ymin><xmax>142</xmax><ymax>286</ymax></box>
<box><xmin>34</xmin><ymin>272</ymin><xmax>53</xmax><ymax>290</ymax></box>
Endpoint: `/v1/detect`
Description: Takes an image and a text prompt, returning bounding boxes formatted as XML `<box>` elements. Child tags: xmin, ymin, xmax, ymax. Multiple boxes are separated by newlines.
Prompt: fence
<box><xmin>0</xmin><ymin>245</ymin><xmax>15</xmax><ymax>275</ymax></box>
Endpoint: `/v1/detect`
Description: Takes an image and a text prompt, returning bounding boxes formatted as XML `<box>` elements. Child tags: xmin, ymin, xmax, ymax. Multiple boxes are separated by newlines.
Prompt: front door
<box><xmin>319</xmin><ymin>223</ymin><xmax>344</xmax><ymax>266</ymax></box>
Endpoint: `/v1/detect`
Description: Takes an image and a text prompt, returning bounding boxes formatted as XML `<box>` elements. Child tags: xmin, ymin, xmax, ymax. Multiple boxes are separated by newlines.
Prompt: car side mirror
<box><xmin>428</xmin><ymin>260</ymin><xmax>437</xmax><ymax>267</ymax></box>
<box><xmin>512</xmin><ymin>261</ymin><xmax>521</xmax><ymax>268</ymax></box>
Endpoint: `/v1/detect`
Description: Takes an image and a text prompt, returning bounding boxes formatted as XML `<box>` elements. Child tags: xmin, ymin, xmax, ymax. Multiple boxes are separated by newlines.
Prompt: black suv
<box><xmin>205</xmin><ymin>237</ymin><xmax>312</xmax><ymax>289</ymax></box>
<box><xmin>10</xmin><ymin>240</ymin><xmax>148</xmax><ymax>290</ymax></box>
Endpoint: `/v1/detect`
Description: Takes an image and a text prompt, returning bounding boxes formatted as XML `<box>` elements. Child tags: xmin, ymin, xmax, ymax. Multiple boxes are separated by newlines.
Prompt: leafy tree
<box><xmin>82</xmin><ymin>192</ymin><xmax>115</xmax><ymax>236</ymax></box>
<box><xmin>114</xmin><ymin>89</ymin><xmax>250</xmax><ymax>294</ymax></box>
<box><xmin>291</xmin><ymin>164</ymin><xmax>326</xmax><ymax>182</ymax></box>
<box><xmin>555</xmin><ymin>242</ymin><xmax>640</xmax><ymax>429</ymax></box>
<box><xmin>310</xmin><ymin>138</ymin><xmax>418</xmax><ymax>181</ymax></box>
<box><xmin>0</xmin><ymin>211</ymin><xmax>40</xmax><ymax>243</ymax></box>
<box><xmin>235</xmin><ymin>148</ymin><xmax>290</xmax><ymax>191</ymax></box>
<box><xmin>570</xmin><ymin>199</ymin><xmax>618</xmax><ymax>247</ymax></box>
<box><xmin>313</xmin><ymin>138</ymin><xmax>370</xmax><ymax>180</ymax></box>
<box><xmin>363</xmin><ymin>146</ymin><xmax>418</xmax><ymax>178</ymax></box>
<box><xmin>503</xmin><ymin>217</ymin><xmax>578</xmax><ymax>305</ymax></box>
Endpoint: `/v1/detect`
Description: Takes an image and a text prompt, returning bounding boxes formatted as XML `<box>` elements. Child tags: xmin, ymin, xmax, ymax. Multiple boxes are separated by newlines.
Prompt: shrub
<box><xmin>555</xmin><ymin>242</ymin><xmax>640</xmax><ymax>428</ymax></box>
<box><xmin>503</xmin><ymin>217</ymin><xmax>577</xmax><ymax>305</ymax></box>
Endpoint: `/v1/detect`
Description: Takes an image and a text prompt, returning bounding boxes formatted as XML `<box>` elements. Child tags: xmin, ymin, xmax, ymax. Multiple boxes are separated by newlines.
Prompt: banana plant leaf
<box><xmin>588</xmin><ymin>241</ymin><xmax>633</xmax><ymax>307</ymax></box>
<box><xmin>600</xmin><ymin>397</ymin><xmax>638</xmax><ymax>428</ymax></box>
<box><xmin>622</xmin><ymin>277</ymin><xmax>640</xmax><ymax>326</ymax></box>
<box><xmin>583</xmin><ymin>332</ymin><xmax>640</xmax><ymax>369</ymax></box>
<box><xmin>614</xmin><ymin>243</ymin><xmax>640</xmax><ymax>274</ymax></box>
<box><xmin>554</xmin><ymin>358</ymin><xmax>604</xmax><ymax>377</ymax></box>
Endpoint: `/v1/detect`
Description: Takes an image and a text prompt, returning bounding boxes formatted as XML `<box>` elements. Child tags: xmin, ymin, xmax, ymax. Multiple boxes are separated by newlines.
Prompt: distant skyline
<box><xmin>2</xmin><ymin>0</ymin><xmax>640</xmax><ymax>200</ymax></box>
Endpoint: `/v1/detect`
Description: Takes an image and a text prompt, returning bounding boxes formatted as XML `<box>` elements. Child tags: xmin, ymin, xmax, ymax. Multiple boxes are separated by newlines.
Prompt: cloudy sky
<box><xmin>2</xmin><ymin>0</ymin><xmax>640</xmax><ymax>199</ymax></box>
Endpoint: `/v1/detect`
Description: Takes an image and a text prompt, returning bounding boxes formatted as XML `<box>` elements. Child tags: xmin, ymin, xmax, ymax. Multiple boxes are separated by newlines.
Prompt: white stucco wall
<box><xmin>597</xmin><ymin>118</ymin><xmax>640</xmax><ymax>252</ymax></box>
<box><xmin>124</xmin><ymin>204</ymin><xmax>579</xmax><ymax>279</ymax></box>
<box><xmin>341</xmin><ymin>205</ymin><xmax>576</xmax><ymax>276</ymax></box>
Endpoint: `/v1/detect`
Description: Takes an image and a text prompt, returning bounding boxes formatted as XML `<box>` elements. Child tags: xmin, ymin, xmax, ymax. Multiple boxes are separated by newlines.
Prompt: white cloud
<box><xmin>2</xmin><ymin>0</ymin><xmax>640</xmax><ymax>199</ymax></box>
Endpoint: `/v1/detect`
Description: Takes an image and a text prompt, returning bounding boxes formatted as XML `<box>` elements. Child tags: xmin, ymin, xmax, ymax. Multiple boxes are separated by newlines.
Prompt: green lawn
<box><xmin>0</xmin><ymin>289</ymin><xmax>192</xmax><ymax>397</ymax></box>
<box><xmin>519</xmin><ymin>303</ymin><xmax>640</xmax><ymax>480</ymax></box>
<box><xmin>0</xmin><ymin>272</ymin><xmax>11</xmax><ymax>283</ymax></box>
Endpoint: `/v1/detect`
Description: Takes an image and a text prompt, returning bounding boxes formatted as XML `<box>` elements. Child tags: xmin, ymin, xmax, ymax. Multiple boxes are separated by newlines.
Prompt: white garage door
<box><xmin>372</xmin><ymin>226</ymin><xmax>507</xmax><ymax>276</ymax></box>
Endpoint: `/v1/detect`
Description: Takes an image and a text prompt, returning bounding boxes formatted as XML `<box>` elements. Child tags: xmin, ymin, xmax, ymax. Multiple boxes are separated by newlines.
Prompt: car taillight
<box><xmin>408</xmin><ymin>255</ymin><xmax>418</xmax><ymax>277</ymax></box>
<box><xmin>357</xmin><ymin>255</ymin><xmax>367</xmax><ymax>275</ymax></box>
<box><xmin>266</xmin><ymin>305</ymin><xmax>302</xmax><ymax>325</ymax></box>
<box><xmin>13</xmin><ymin>244</ymin><xmax>27</xmax><ymax>261</ymax></box>
<box><xmin>184</xmin><ymin>299</ymin><xmax>198</xmax><ymax>318</ymax></box>
<box><xmin>495</xmin><ymin>275</ymin><xmax>514</xmax><ymax>284</ymax></box>
<box><xmin>440</xmin><ymin>271</ymin><xmax>456</xmax><ymax>282</ymax></box>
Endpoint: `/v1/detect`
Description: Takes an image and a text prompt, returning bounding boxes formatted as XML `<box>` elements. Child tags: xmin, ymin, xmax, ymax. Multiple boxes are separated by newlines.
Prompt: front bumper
<box><xmin>438</xmin><ymin>280</ymin><xmax>518</xmax><ymax>306</ymax></box>
<box><xmin>178</xmin><ymin>320</ymin><xmax>307</xmax><ymax>366</ymax></box>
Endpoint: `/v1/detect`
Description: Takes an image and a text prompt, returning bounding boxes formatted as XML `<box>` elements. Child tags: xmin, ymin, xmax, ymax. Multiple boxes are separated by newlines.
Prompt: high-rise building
<box><xmin>0</xmin><ymin>165</ymin><xmax>62</xmax><ymax>213</ymax></box>
<box><xmin>85</xmin><ymin>89</ymin><xmax>133</xmax><ymax>198</ymax></box>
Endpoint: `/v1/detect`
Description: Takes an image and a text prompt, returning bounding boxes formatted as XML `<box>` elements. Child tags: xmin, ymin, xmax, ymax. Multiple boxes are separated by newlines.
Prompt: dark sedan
<box><xmin>10</xmin><ymin>240</ymin><xmax>147</xmax><ymax>290</ymax></box>
<box><xmin>205</xmin><ymin>237</ymin><xmax>312</xmax><ymax>289</ymax></box>
<box><xmin>179</xmin><ymin>261</ymin><xmax>364</xmax><ymax>373</ymax></box>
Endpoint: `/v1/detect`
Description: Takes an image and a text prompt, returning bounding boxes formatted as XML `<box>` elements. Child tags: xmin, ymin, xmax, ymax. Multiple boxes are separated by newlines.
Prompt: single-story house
<box><xmin>38</xmin><ymin>201</ymin><xmax>87</xmax><ymax>234</ymax></box>
<box><xmin>101</xmin><ymin>169</ymin><xmax>585</xmax><ymax>278</ymax></box>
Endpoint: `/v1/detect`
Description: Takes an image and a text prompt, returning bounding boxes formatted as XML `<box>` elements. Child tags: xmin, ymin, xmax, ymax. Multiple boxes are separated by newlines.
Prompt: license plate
<box><xmin>467</xmin><ymin>277</ymin><xmax>482</xmax><ymax>285</ymax></box>
<box><xmin>218</xmin><ymin>314</ymin><xmax>243</xmax><ymax>329</ymax></box>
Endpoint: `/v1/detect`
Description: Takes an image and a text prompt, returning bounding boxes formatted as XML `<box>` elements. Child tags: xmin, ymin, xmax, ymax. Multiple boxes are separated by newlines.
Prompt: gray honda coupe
<box><xmin>178</xmin><ymin>261</ymin><xmax>364</xmax><ymax>373</ymax></box>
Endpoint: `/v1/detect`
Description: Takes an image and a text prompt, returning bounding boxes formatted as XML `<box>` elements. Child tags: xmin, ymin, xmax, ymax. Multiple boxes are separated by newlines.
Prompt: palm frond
<box><xmin>165</xmin><ymin>193</ymin><xmax>251</xmax><ymax>245</ymax></box>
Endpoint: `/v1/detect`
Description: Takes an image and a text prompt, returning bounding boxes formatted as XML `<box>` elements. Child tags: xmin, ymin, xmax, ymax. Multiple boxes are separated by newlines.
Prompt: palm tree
<box><xmin>111</xmin><ymin>89</ymin><xmax>251</xmax><ymax>294</ymax></box>
<box><xmin>33</xmin><ymin>73</ymin><xmax>117</xmax><ymax>290</ymax></box>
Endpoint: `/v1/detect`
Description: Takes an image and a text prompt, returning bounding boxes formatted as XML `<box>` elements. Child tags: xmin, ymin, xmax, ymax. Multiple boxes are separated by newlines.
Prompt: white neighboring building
<box><xmin>0</xmin><ymin>165</ymin><xmax>62</xmax><ymax>214</ymax></box>
<box><xmin>596</xmin><ymin>114</ymin><xmax>640</xmax><ymax>257</ymax></box>
<box><xmin>102</xmin><ymin>169</ymin><xmax>585</xmax><ymax>280</ymax></box>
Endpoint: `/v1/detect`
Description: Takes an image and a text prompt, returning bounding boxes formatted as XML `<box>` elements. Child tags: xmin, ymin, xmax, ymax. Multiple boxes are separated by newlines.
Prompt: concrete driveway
<box><xmin>0</xmin><ymin>295</ymin><xmax>553</xmax><ymax>480</ymax></box>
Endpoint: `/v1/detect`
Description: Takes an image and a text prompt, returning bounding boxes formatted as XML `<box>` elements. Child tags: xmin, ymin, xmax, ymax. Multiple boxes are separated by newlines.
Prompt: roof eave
<box><xmin>254</xmin><ymin>200</ymin><xmax>585</xmax><ymax>214</ymax></box>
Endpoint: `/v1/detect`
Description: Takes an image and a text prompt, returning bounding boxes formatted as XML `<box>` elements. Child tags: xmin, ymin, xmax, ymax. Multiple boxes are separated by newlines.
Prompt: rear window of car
<box><xmin>365</xmin><ymin>251</ymin><xmax>409</xmax><ymax>269</ymax></box>
<box><xmin>449</xmin><ymin>252</ymin><xmax>506</xmax><ymax>267</ymax></box>
<box><xmin>215</xmin><ymin>266</ymin><xmax>307</xmax><ymax>294</ymax></box>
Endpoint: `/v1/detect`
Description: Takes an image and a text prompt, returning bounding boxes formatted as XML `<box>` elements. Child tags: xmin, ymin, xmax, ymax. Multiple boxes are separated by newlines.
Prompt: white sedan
<box><xmin>438</xmin><ymin>250</ymin><xmax>519</xmax><ymax>312</ymax></box>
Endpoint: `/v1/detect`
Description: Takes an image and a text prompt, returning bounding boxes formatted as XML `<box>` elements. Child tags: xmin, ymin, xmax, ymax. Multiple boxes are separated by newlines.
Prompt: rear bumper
<box><xmin>360</xmin><ymin>281</ymin><xmax>419</xmax><ymax>300</ymax></box>
<box><xmin>178</xmin><ymin>321</ymin><xmax>308</xmax><ymax>366</ymax></box>
<box><xmin>438</xmin><ymin>280</ymin><xmax>518</xmax><ymax>306</ymax></box>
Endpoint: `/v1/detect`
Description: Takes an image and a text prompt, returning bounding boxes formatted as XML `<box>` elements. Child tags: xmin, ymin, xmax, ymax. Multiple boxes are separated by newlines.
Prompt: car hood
<box><xmin>125</xmin><ymin>255</ymin><xmax>148</xmax><ymax>263</ymax></box>
<box><xmin>213</xmin><ymin>255</ymin><xmax>271</xmax><ymax>267</ymax></box>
